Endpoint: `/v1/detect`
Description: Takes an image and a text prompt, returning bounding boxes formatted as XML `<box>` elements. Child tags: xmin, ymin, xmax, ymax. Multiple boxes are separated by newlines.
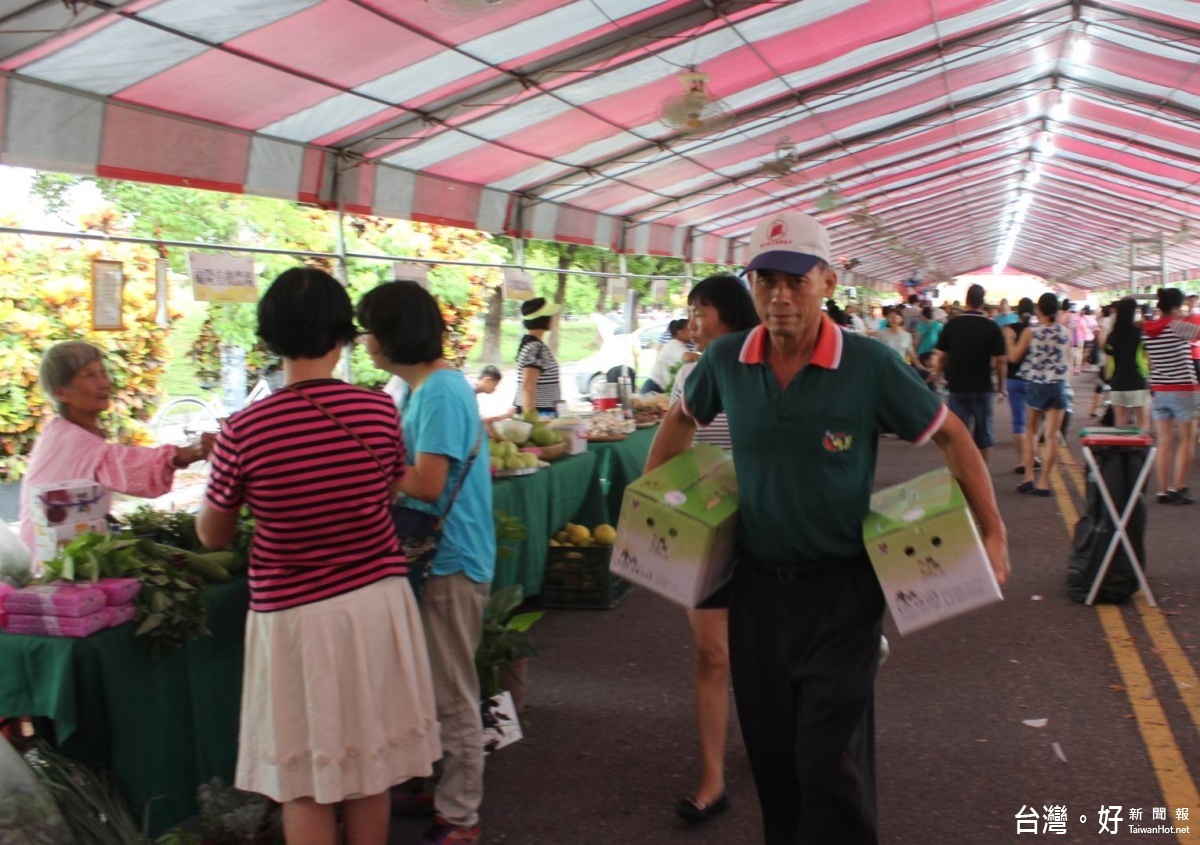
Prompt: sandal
<box><xmin>1157</xmin><ymin>491</ymin><xmax>1175</xmax><ymax>505</ymax></box>
<box><xmin>1033</xmin><ymin>487</ymin><xmax>1052</xmax><ymax>498</ymax></box>
<box><xmin>676</xmin><ymin>793</ymin><xmax>729</xmax><ymax>824</ymax></box>
<box><xmin>1016</xmin><ymin>481</ymin><xmax>1035</xmax><ymax>494</ymax></box>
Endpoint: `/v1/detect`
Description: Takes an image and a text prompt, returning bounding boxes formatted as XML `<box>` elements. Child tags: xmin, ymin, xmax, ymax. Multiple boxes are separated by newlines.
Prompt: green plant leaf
<box><xmin>506</xmin><ymin>611</ymin><xmax>544</xmax><ymax>633</ymax></box>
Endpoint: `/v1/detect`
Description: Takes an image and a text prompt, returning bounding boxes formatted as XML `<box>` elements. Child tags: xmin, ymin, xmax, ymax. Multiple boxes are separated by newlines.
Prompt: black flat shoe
<box><xmin>676</xmin><ymin>793</ymin><xmax>729</xmax><ymax>824</ymax></box>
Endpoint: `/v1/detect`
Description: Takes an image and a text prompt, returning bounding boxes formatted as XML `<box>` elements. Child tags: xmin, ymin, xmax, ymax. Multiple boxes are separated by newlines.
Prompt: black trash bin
<box><xmin>1068</xmin><ymin>436</ymin><xmax>1152</xmax><ymax>604</ymax></box>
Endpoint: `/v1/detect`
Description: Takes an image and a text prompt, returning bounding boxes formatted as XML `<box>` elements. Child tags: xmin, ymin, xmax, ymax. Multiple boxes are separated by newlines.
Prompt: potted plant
<box><xmin>475</xmin><ymin>584</ymin><xmax>543</xmax><ymax>708</ymax></box>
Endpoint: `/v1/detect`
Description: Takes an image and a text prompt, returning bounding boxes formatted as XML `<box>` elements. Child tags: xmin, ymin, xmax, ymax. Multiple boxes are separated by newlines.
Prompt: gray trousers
<box><xmin>423</xmin><ymin>572</ymin><xmax>491</xmax><ymax>827</ymax></box>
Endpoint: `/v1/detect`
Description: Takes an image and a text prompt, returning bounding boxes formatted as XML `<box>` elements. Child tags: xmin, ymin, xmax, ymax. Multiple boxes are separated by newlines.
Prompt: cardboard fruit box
<box><xmin>611</xmin><ymin>443</ymin><xmax>737</xmax><ymax>608</ymax></box>
<box><xmin>863</xmin><ymin>468</ymin><xmax>1002</xmax><ymax>635</ymax></box>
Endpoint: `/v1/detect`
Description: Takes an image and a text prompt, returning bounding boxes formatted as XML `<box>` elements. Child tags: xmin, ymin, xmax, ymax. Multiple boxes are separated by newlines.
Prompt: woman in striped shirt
<box><xmin>668</xmin><ymin>274</ymin><xmax>759</xmax><ymax>823</ymax></box>
<box><xmin>197</xmin><ymin>268</ymin><xmax>440</xmax><ymax>845</ymax></box>
<box><xmin>514</xmin><ymin>297</ymin><xmax>563</xmax><ymax>416</ymax></box>
<box><xmin>1142</xmin><ymin>287</ymin><xmax>1200</xmax><ymax>504</ymax></box>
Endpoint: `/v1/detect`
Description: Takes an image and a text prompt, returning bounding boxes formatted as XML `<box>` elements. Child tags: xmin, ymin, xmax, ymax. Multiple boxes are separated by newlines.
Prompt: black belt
<box><xmin>738</xmin><ymin>548</ymin><xmax>872</xmax><ymax>582</ymax></box>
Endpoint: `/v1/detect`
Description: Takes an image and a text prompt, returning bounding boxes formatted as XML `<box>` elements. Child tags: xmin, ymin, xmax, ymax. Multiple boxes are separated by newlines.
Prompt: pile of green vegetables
<box><xmin>38</xmin><ymin>507</ymin><xmax>253</xmax><ymax>658</ymax></box>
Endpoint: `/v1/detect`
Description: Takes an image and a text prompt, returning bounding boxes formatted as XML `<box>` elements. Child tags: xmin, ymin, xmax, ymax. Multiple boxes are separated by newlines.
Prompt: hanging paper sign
<box><xmin>608</xmin><ymin>276</ymin><xmax>628</xmax><ymax>303</ymax></box>
<box><xmin>652</xmin><ymin>278</ymin><xmax>669</xmax><ymax>302</ymax></box>
<box><xmin>393</xmin><ymin>261</ymin><xmax>431</xmax><ymax>290</ymax></box>
<box><xmin>91</xmin><ymin>259</ymin><xmax>124</xmax><ymax>331</ymax></box>
<box><xmin>503</xmin><ymin>268</ymin><xmax>535</xmax><ymax>300</ymax></box>
<box><xmin>189</xmin><ymin>253</ymin><xmax>258</xmax><ymax>303</ymax></box>
<box><xmin>155</xmin><ymin>258</ymin><xmax>169</xmax><ymax>327</ymax></box>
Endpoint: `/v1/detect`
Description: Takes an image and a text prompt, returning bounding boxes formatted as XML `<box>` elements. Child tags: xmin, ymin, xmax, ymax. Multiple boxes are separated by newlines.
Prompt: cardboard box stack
<box><xmin>3</xmin><ymin>578</ymin><xmax>142</xmax><ymax>638</ymax></box>
<box><xmin>27</xmin><ymin>479</ymin><xmax>108</xmax><ymax>566</ymax></box>
<box><xmin>863</xmin><ymin>468</ymin><xmax>1002</xmax><ymax>635</ymax></box>
<box><xmin>611</xmin><ymin>443</ymin><xmax>738</xmax><ymax>608</ymax></box>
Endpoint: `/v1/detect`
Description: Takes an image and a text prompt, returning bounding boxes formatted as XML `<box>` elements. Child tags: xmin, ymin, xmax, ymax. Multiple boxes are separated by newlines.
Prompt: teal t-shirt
<box><xmin>396</xmin><ymin>369</ymin><xmax>496</xmax><ymax>583</ymax></box>
<box><xmin>916</xmin><ymin>319</ymin><xmax>943</xmax><ymax>356</ymax></box>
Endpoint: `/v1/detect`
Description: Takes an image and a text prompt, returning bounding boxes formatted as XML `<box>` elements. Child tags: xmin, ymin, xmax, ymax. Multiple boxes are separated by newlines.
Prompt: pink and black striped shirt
<box><xmin>205</xmin><ymin>380</ymin><xmax>407</xmax><ymax>613</ymax></box>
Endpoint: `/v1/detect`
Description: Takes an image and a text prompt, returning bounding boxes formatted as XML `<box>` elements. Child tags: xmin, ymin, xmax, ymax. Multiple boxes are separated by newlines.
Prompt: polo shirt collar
<box><xmin>738</xmin><ymin>315</ymin><xmax>843</xmax><ymax>369</ymax></box>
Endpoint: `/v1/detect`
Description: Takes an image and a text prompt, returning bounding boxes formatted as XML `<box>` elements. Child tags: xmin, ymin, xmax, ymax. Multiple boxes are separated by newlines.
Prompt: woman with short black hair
<box><xmin>668</xmin><ymin>273</ymin><xmax>760</xmax><ymax>825</ymax></box>
<box><xmin>358</xmin><ymin>281</ymin><xmax>495</xmax><ymax>844</ymax></box>
<box><xmin>197</xmin><ymin>267</ymin><xmax>441</xmax><ymax>845</ymax></box>
<box><xmin>514</xmin><ymin>297</ymin><xmax>562</xmax><ymax>416</ymax></box>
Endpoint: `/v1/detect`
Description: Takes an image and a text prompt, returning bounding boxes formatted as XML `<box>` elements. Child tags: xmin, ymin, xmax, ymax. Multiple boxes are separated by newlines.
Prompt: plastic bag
<box><xmin>0</xmin><ymin>735</ymin><xmax>76</xmax><ymax>844</ymax></box>
<box><xmin>0</xmin><ymin>520</ymin><xmax>32</xmax><ymax>587</ymax></box>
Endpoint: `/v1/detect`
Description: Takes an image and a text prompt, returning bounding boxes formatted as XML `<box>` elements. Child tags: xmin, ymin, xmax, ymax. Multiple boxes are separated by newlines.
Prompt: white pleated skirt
<box><xmin>235</xmin><ymin>577</ymin><xmax>442</xmax><ymax>804</ymax></box>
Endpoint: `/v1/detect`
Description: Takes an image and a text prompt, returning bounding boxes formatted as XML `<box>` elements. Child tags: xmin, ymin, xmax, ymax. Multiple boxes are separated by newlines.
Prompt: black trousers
<box><xmin>729</xmin><ymin>552</ymin><xmax>884</xmax><ymax>845</ymax></box>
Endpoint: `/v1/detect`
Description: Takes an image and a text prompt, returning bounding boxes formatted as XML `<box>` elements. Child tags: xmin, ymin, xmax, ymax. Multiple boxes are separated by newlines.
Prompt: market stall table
<box><xmin>490</xmin><ymin>450</ymin><xmax>613</xmax><ymax>596</ymax></box>
<box><xmin>587</xmin><ymin>426</ymin><xmax>657</xmax><ymax>525</ymax></box>
<box><xmin>0</xmin><ymin>578</ymin><xmax>248</xmax><ymax>836</ymax></box>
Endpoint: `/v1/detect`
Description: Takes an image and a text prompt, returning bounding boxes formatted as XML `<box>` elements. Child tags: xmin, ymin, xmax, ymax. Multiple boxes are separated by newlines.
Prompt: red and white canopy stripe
<box><xmin>3</xmin><ymin>0</ymin><xmax>1199</xmax><ymax>287</ymax></box>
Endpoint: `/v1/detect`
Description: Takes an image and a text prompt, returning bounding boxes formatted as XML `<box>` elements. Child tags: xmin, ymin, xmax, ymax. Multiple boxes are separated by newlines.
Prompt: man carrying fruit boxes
<box><xmin>645</xmin><ymin>211</ymin><xmax>1009</xmax><ymax>845</ymax></box>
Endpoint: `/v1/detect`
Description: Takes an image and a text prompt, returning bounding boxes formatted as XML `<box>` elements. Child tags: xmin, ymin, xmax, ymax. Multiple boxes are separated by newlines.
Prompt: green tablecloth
<box><xmin>0</xmin><ymin>578</ymin><xmax>248</xmax><ymax>836</ymax></box>
<box><xmin>587</xmin><ymin>426</ymin><xmax>657</xmax><ymax>524</ymax></box>
<box><xmin>489</xmin><ymin>430</ymin><xmax>655</xmax><ymax>594</ymax></box>
<box><xmin>491</xmin><ymin>450</ymin><xmax>610</xmax><ymax>596</ymax></box>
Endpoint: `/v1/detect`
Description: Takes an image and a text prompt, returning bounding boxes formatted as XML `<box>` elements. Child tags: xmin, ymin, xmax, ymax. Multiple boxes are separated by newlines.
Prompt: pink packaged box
<box><xmin>27</xmin><ymin>480</ymin><xmax>106</xmax><ymax>527</ymax></box>
<box><xmin>96</xmin><ymin>578</ymin><xmax>141</xmax><ymax>606</ymax></box>
<box><xmin>4</xmin><ymin>609</ymin><xmax>109</xmax><ymax>638</ymax></box>
<box><xmin>4</xmin><ymin>584</ymin><xmax>107</xmax><ymax>618</ymax></box>
<box><xmin>105</xmin><ymin>604</ymin><xmax>137</xmax><ymax>628</ymax></box>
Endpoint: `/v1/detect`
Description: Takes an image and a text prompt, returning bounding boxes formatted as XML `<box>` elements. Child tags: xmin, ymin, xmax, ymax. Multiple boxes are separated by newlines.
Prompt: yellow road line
<box><xmin>1049</xmin><ymin>465</ymin><xmax>1079</xmax><ymax>526</ymax></box>
<box><xmin>1097</xmin><ymin>605</ymin><xmax>1200</xmax><ymax>841</ymax></box>
<box><xmin>1049</xmin><ymin>465</ymin><xmax>1200</xmax><ymax>842</ymax></box>
<box><xmin>1137</xmin><ymin>596</ymin><xmax>1200</xmax><ymax>740</ymax></box>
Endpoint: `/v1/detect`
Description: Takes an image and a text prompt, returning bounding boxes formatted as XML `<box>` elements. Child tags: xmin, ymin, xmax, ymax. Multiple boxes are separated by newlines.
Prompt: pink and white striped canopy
<box><xmin>3</xmin><ymin>0</ymin><xmax>1199</xmax><ymax>288</ymax></box>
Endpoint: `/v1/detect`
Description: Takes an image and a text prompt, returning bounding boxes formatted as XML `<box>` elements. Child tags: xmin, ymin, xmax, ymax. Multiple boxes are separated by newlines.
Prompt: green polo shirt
<box><xmin>682</xmin><ymin>316</ymin><xmax>947</xmax><ymax>563</ymax></box>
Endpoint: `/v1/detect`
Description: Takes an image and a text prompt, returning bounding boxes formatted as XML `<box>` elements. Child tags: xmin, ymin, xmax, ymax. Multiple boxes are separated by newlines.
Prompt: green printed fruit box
<box><xmin>863</xmin><ymin>468</ymin><xmax>1002</xmax><ymax>635</ymax></box>
<box><xmin>611</xmin><ymin>443</ymin><xmax>737</xmax><ymax>608</ymax></box>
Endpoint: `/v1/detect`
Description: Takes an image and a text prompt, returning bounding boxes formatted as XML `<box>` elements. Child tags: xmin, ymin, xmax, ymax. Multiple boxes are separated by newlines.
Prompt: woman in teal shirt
<box><xmin>358</xmin><ymin>281</ymin><xmax>495</xmax><ymax>845</ymax></box>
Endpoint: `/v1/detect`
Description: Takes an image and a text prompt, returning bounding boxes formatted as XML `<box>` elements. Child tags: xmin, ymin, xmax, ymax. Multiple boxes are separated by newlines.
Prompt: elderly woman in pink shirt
<box><xmin>18</xmin><ymin>341</ymin><xmax>212</xmax><ymax>555</ymax></box>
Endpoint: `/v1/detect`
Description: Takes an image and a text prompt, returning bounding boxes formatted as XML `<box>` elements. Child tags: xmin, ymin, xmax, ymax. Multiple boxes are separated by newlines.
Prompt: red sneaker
<box><xmin>420</xmin><ymin>817</ymin><xmax>482</xmax><ymax>845</ymax></box>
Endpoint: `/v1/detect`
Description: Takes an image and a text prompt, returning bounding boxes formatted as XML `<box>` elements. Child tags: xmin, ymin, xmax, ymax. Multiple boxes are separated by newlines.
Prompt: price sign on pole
<box><xmin>189</xmin><ymin>254</ymin><xmax>258</xmax><ymax>303</ymax></box>
<box><xmin>91</xmin><ymin>260</ymin><xmax>124</xmax><ymax>331</ymax></box>
<box><xmin>608</xmin><ymin>276</ymin><xmax>628</xmax><ymax>303</ymax></box>
<box><xmin>503</xmin><ymin>268</ymin><xmax>535</xmax><ymax>300</ymax></box>
<box><xmin>393</xmin><ymin>262</ymin><xmax>431</xmax><ymax>290</ymax></box>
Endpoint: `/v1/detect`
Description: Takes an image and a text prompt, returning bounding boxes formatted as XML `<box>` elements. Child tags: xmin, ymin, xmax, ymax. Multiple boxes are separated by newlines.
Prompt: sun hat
<box><xmin>520</xmin><ymin>297</ymin><xmax>562</xmax><ymax>320</ymax></box>
<box><xmin>744</xmin><ymin>211</ymin><xmax>832</xmax><ymax>277</ymax></box>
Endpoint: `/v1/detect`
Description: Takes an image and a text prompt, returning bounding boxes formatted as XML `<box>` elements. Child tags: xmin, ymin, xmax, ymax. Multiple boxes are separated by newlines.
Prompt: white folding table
<box><xmin>1079</xmin><ymin>432</ymin><xmax>1156</xmax><ymax>607</ymax></box>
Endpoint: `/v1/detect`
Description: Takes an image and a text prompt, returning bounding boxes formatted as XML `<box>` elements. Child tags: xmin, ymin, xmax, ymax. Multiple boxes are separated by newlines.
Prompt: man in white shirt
<box><xmin>643</xmin><ymin>319</ymin><xmax>696</xmax><ymax>394</ymax></box>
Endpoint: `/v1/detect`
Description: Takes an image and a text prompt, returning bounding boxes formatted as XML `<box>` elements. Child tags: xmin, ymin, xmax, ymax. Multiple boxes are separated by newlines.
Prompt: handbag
<box><xmin>281</xmin><ymin>385</ymin><xmax>483</xmax><ymax>598</ymax></box>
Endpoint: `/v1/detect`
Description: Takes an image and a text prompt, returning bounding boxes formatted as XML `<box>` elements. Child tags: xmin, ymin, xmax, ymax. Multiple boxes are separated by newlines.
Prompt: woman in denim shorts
<box><xmin>1007</xmin><ymin>293</ymin><xmax>1070</xmax><ymax>496</ymax></box>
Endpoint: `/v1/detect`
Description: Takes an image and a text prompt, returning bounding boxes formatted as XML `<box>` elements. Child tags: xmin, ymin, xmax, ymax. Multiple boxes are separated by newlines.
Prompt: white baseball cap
<box><xmin>744</xmin><ymin>211</ymin><xmax>832</xmax><ymax>277</ymax></box>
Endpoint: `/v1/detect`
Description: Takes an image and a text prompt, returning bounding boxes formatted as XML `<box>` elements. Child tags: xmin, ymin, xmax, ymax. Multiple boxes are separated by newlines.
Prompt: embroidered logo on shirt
<box><xmin>822</xmin><ymin>430</ymin><xmax>853</xmax><ymax>453</ymax></box>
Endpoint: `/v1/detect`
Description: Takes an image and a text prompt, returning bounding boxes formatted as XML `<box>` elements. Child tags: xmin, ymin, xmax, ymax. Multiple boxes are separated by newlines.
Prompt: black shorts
<box><xmin>695</xmin><ymin>575</ymin><xmax>733</xmax><ymax>609</ymax></box>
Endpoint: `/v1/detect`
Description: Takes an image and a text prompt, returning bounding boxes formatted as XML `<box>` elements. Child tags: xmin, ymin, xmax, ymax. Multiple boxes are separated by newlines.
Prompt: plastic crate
<box><xmin>540</xmin><ymin>545</ymin><xmax>632</xmax><ymax>609</ymax></box>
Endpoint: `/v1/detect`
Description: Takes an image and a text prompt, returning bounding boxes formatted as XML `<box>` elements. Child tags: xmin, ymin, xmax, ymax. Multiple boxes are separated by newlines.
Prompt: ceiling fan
<box><xmin>659</xmin><ymin>70</ymin><xmax>733</xmax><ymax>136</ymax></box>
<box><xmin>758</xmin><ymin>139</ymin><xmax>801</xmax><ymax>185</ymax></box>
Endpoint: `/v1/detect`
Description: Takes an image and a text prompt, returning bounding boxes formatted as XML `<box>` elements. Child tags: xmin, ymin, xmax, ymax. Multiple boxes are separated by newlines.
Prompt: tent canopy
<box><xmin>2</xmin><ymin>0</ymin><xmax>1199</xmax><ymax>289</ymax></box>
